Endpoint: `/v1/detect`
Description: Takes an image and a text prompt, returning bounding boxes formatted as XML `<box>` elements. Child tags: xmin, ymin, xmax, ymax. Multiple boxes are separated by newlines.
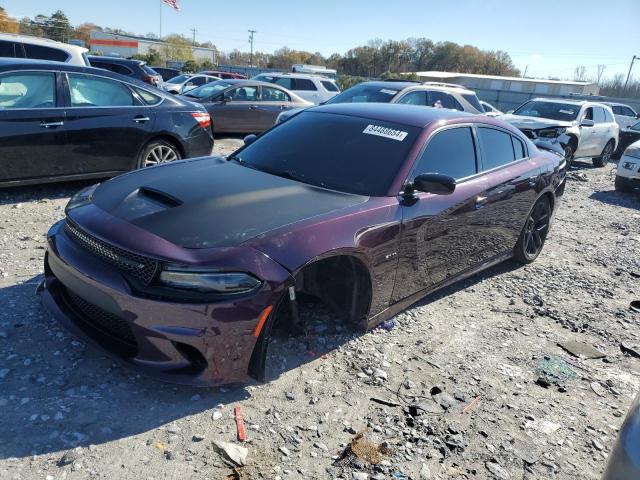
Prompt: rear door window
<box><xmin>228</xmin><ymin>86</ymin><xmax>258</xmax><ymax>101</ymax></box>
<box><xmin>603</xmin><ymin>109</ymin><xmax>614</xmax><ymax>123</ymax></box>
<box><xmin>477</xmin><ymin>127</ymin><xmax>516</xmax><ymax>170</ymax></box>
<box><xmin>110</xmin><ymin>63</ymin><xmax>133</xmax><ymax>75</ymax></box>
<box><xmin>23</xmin><ymin>44</ymin><xmax>69</xmax><ymax>62</ymax></box>
<box><xmin>0</xmin><ymin>72</ymin><xmax>56</xmax><ymax>109</ymax></box>
<box><xmin>396</xmin><ymin>91</ymin><xmax>428</xmax><ymax>105</ymax></box>
<box><xmin>274</xmin><ymin>77</ymin><xmax>294</xmax><ymax>90</ymax></box>
<box><xmin>461</xmin><ymin>93</ymin><xmax>483</xmax><ymax>112</ymax></box>
<box><xmin>0</xmin><ymin>40</ymin><xmax>17</xmax><ymax>57</ymax></box>
<box><xmin>294</xmin><ymin>78</ymin><xmax>317</xmax><ymax>91</ymax></box>
<box><xmin>413</xmin><ymin>127</ymin><xmax>477</xmax><ymax>180</ymax></box>
<box><xmin>68</xmin><ymin>74</ymin><xmax>135</xmax><ymax>107</ymax></box>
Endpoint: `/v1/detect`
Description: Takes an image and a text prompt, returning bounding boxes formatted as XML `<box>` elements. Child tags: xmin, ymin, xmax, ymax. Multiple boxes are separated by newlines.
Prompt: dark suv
<box><xmin>88</xmin><ymin>56</ymin><xmax>162</xmax><ymax>87</ymax></box>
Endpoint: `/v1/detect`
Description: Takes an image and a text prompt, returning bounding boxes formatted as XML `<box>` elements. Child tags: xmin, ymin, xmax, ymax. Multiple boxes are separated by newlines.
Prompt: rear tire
<box><xmin>593</xmin><ymin>140</ymin><xmax>614</xmax><ymax>168</ymax></box>
<box><xmin>514</xmin><ymin>196</ymin><xmax>551</xmax><ymax>264</ymax></box>
<box><xmin>137</xmin><ymin>139</ymin><xmax>181</xmax><ymax>169</ymax></box>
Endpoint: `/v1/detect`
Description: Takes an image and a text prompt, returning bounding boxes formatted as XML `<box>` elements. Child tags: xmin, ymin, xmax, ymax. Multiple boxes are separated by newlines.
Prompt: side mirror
<box><xmin>506</xmin><ymin>110</ymin><xmax>514</xmax><ymax>114</ymax></box>
<box><xmin>410</xmin><ymin>173</ymin><xmax>456</xmax><ymax>195</ymax></box>
<box><xmin>221</xmin><ymin>94</ymin><xmax>232</xmax><ymax>103</ymax></box>
<box><xmin>580</xmin><ymin>119</ymin><xmax>595</xmax><ymax>127</ymax></box>
<box><xmin>243</xmin><ymin>134</ymin><xmax>257</xmax><ymax>146</ymax></box>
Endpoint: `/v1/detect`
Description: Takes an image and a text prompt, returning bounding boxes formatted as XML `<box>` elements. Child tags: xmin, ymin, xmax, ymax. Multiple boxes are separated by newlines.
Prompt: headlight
<box><xmin>623</xmin><ymin>145</ymin><xmax>640</xmax><ymax>159</ymax></box>
<box><xmin>65</xmin><ymin>184</ymin><xmax>99</xmax><ymax>214</ymax></box>
<box><xmin>622</xmin><ymin>161</ymin><xmax>637</xmax><ymax>170</ymax></box>
<box><xmin>537</xmin><ymin>127</ymin><xmax>566</xmax><ymax>138</ymax></box>
<box><xmin>158</xmin><ymin>266</ymin><xmax>262</xmax><ymax>294</ymax></box>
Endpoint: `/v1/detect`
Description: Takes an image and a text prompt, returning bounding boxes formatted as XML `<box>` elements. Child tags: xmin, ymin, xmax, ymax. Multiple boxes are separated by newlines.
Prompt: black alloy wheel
<box><xmin>514</xmin><ymin>196</ymin><xmax>551</xmax><ymax>263</ymax></box>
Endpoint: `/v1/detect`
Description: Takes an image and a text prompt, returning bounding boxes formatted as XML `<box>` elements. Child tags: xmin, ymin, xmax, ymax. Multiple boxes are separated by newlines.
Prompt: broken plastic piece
<box><xmin>234</xmin><ymin>406</ymin><xmax>246</xmax><ymax>442</ymax></box>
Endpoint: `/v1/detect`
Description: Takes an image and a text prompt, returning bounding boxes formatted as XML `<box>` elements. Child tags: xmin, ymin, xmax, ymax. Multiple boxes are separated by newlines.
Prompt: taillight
<box><xmin>191</xmin><ymin>112</ymin><xmax>211</xmax><ymax>129</ymax></box>
<box><xmin>142</xmin><ymin>75</ymin><xmax>155</xmax><ymax>84</ymax></box>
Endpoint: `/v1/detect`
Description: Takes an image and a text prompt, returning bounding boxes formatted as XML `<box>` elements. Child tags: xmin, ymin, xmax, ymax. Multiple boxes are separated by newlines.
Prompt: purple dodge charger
<box><xmin>39</xmin><ymin>103</ymin><xmax>566</xmax><ymax>386</ymax></box>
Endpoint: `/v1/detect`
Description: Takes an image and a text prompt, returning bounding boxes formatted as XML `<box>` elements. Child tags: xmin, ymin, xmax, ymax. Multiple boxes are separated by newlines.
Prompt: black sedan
<box><xmin>0</xmin><ymin>58</ymin><xmax>214</xmax><ymax>188</ymax></box>
<box><xmin>616</xmin><ymin>120</ymin><xmax>640</xmax><ymax>157</ymax></box>
<box><xmin>179</xmin><ymin>79</ymin><xmax>312</xmax><ymax>133</ymax></box>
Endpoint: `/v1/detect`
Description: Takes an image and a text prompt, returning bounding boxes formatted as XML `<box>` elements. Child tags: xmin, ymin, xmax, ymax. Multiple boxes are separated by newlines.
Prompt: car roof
<box><xmin>0</xmin><ymin>33</ymin><xmax>88</xmax><ymax>53</ymax></box>
<box><xmin>602</xmin><ymin>102</ymin><xmax>632</xmax><ymax>108</ymax></box>
<box><xmin>529</xmin><ymin>97</ymin><xmax>615</xmax><ymax>110</ymax></box>
<box><xmin>260</xmin><ymin>72</ymin><xmax>335</xmax><ymax>80</ymax></box>
<box><xmin>309</xmin><ymin>102</ymin><xmax>477</xmax><ymax>128</ymax></box>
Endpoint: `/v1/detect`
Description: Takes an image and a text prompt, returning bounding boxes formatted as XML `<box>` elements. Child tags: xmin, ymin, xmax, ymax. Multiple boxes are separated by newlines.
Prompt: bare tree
<box><xmin>573</xmin><ymin>66</ymin><xmax>587</xmax><ymax>82</ymax></box>
<box><xmin>596</xmin><ymin>64</ymin><xmax>606</xmax><ymax>84</ymax></box>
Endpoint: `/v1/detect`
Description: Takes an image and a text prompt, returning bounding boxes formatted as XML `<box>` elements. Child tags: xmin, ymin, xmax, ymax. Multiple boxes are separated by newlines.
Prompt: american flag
<box><xmin>162</xmin><ymin>0</ymin><xmax>181</xmax><ymax>11</ymax></box>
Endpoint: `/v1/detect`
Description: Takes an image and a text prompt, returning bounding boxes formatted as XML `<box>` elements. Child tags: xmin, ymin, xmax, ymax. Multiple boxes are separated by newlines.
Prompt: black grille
<box><xmin>64</xmin><ymin>220</ymin><xmax>158</xmax><ymax>285</ymax></box>
<box><xmin>66</xmin><ymin>290</ymin><xmax>138</xmax><ymax>351</ymax></box>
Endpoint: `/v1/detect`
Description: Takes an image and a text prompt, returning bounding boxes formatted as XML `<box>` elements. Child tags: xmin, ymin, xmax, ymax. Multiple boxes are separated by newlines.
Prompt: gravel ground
<box><xmin>0</xmin><ymin>145</ymin><xmax>639</xmax><ymax>480</ymax></box>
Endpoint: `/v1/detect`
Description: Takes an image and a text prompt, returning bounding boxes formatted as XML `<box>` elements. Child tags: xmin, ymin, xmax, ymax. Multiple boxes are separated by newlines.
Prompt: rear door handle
<box><xmin>40</xmin><ymin>121</ymin><xmax>64</xmax><ymax>128</ymax></box>
<box><xmin>475</xmin><ymin>195</ymin><xmax>488</xmax><ymax>209</ymax></box>
<box><xmin>528</xmin><ymin>176</ymin><xmax>537</xmax><ymax>187</ymax></box>
<box><xmin>249</xmin><ymin>105</ymin><xmax>258</xmax><ymax>110</ymax></box>
<box><xmin>133</xmin><ymin>116</ymin><xmax>150</xmax><ymax>123</ymax></box>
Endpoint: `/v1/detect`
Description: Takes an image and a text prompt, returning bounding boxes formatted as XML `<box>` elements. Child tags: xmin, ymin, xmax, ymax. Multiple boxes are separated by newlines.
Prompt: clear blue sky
<box><xmin>2</xmin><ymin>0</ymin><xmax>639</xmax><ymax>80</ymax></box>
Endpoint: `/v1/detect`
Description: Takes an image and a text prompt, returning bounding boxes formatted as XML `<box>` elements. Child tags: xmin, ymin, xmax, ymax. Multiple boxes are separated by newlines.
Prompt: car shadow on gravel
<box><xmin>0</xmin><ymin>180</ymin><xmax>98</xmax><ymax>206</ymax></box>
<box><xmin>0</xmin><ymin>278</ymin><xmax>250</xmax><ymax>460</ymax></box>
<box><xmin>590</xmin><ymin>190</ymin><xmax>640</xmax><ymax>210</ymax></box>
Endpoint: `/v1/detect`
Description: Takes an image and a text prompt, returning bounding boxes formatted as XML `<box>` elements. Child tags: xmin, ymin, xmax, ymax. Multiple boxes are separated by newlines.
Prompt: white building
<box><xmin>89</xmin><ymin>30</ymin><xmax>216</xmax><ymax>64</ymax></box>
<box><xmin>408</xmin><ymin>71</ymin><xmax>599</xmax><ymax>96</ymax></box>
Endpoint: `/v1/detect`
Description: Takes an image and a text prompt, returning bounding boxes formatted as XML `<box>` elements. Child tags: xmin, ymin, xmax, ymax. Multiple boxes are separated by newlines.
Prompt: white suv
<box><xmin>252</xmin><ymin>72</ymin><xmax>340</xmax><ymax>104</ymax></box>
<box><xmin>603</xmin><ymin>102</ymin><xmax>639</xmax><ymax>129</ymax></box>
<box><xmin>615</xmin><ymin>139</ymin><xmax>640</xmax><ymax>192</ymax></box>
<box><xmin>501</xmin><ymin>98</ymin><xmax>619</xmax><ymax>167</ymax></box>
<box><xmin>0</xmin><ymin>33</ymin><xmax>89</xmax><ymax>66</ymax></box>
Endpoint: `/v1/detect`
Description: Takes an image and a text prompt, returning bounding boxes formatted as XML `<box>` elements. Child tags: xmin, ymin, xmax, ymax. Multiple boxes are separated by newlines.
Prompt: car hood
<box><xmin>500</xmin><ymin>114</ymin><xmax>575</xmax><ymax>129</ymax></box>
<box><xmin>90</xmin><ymin>157</ymin><xmax>368</xmax><ymax>249</ymax></box>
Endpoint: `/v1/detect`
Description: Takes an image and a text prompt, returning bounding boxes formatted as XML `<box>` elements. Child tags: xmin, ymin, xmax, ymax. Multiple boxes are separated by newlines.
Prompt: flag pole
<box><xmin>159</xmin><ymin>0</ymin><xmax>162</xmax><ymax>40</ymax></box>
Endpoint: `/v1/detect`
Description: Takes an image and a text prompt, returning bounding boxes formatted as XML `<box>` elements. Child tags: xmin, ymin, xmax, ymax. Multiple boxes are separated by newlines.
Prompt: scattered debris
<box><xmin>524</xmin><ymin>419</ymin><xmax>561</xmax><ymax>435</ymax></box>
<box><xmin>378</xmin><ymin>318</ymin><xmax>397</xmax><ymax>331</ymax></box>
<box><xmin>212</xmin><ymin>440</ymin><xmax>248</xmax><ymax>467</ymax></box>
<box><xmin>620</xmin><ymin>343</ymin><xmax>640</xmax><ymax>359</ymax></box>
<box><xmin>462</xmin><ymin>395</ymin><xmax>481</xmax><ymax>414</ymax></box>
<box><xmin>370</xmin><ymin>397</ymin><xmax>402</xmax><ymax>408</ymax></box>
<box><xmin>558</xmin><ymin>340</ymin><xmax>606</xmax><ymax>359</ymax></box>
<box><xmin>336</xmin><ymin>431</ymin><xmax>389</xmax><ymax>466</ymax></box>
<box><xmin>485</xmin><ymin>461</ymin><xmax>510</xmax><ymax>479</ymax></box>
<box><xmin>536</xmin><ymin>357</ymin><xmax>576</xmax><ymax>389</ymax></box>
<box><xmin>57</xmin><ymin>449</ymin><xmax>81</xmax><ymax>467</ymax></box>
<box><xmin>234</xmin><ymin>406</ymin><xmax>246</xmax><ymax>442</ymax></box>
<box><xmin>591</xmin><ymin>381</ymin><xmax>607</xmax><ymax>397</ymax></box>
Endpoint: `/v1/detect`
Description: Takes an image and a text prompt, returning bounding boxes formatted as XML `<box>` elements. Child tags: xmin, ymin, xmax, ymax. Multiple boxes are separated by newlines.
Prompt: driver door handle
<box><xmin>133</xmin><ymin>116</ymin><xmax>150</xmax><ymax>123</ymax></box>
<box><xmin>249</xmin><ymin>105</ymin><xmax>258</xmax><ymax>110</ymax></box>
<box><xmin>40</xmin><ymin>121</ymin><xmax>64</xmax><ymax>128</ymax></box>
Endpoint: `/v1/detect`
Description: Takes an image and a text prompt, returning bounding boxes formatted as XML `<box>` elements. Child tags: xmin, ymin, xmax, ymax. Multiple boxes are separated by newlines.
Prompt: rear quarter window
<box><xmin>133</xmin><ymin>86</ymin><xmax>162</xmax><ymax>105</ymax></box>
<box><xmin>0</xmin><ymin>40</ymin><xmax>17</xmax><ymax>58</ymax></box>
<box><xmin>321</xmin><ymin>80</ymin><xmax>339</xmax><ymax>92</ymax></box>
<box><xmin>23</xmin><ymin>43</ymin><xmax>69</xmax><ymax>62</ymax></box>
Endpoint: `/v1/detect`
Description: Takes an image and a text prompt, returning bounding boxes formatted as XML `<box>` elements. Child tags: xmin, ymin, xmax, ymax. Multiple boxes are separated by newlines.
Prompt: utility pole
<box><xmin>523</xmin><ymin>65</ymin><xmax>528</xmax><ymax>78</ymax></box>
<box><xmin>624</xmin><ymin>55</ymin><xmax>638</xmax><ymax>91</ymax></box>
<box><xmin>190</xmin><ymin>28</ymin><xmax>197</xmax><ymax>46</ymax></box>
<box><xmin>248</xmin><ymin>29</ymin><xmax>256</xmax><ymax>67</ymax></box>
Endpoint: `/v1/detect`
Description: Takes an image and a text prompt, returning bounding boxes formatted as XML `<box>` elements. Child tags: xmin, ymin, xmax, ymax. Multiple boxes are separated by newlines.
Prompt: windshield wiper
<box><xmin>227</xmin><ymin>154</ymin><xmax>243</xmax><ymax>163</ymax></box>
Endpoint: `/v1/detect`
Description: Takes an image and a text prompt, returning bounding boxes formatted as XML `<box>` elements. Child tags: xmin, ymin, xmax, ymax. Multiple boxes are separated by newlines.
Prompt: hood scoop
<box><xmin>109</xmin><ymin>186</ymin><xmax>183</xmax><ymax>221</ymax></box>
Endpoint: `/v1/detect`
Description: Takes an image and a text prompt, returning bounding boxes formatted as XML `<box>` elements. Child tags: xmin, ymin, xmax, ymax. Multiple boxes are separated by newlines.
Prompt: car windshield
<box><xmin>184</xmin><ymin>80</ymin><xmax>232</xmax><ymax>99</ymax></box>
<box><xmin>325</xmin><ymin>83</ymin><xmax>403</xmax><ymax>104</ymax></box>
<box><xmin>513</xmin><ymin>101</ymin><xmax>580</xmax><ymax>121</ymax></box>
<box><xmin>630</xmin><ymin>121</ymin><xmax>640</xmax><ymax>131</ymax></box>
<box><xmin>167</xmin><ymin>74</ymin><xmax>191</xmax><ymax>84</ymax></box>
<box><xmin>233</xmin><ymin>111</ymin><xmax>421</xmax><ymax>196</ymax></box>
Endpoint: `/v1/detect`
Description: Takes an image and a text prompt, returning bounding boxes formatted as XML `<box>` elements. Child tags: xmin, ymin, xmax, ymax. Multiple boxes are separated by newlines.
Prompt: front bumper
<box><xmin>39</xmin><ymin>219</ymin><xmax>291</xmax><ymax>386</ymax></box>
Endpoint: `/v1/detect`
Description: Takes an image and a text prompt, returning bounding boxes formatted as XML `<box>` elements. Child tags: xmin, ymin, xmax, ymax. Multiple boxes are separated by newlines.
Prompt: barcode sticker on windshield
<box><xmin>363</xmin><ymin>124</ymin><xmax>408</xmax><ymax>141</ymax></box>
<box><xmin>379</xmin><ymin>89</ymin><xmax>398</xmax><ymax>95</ymax></box>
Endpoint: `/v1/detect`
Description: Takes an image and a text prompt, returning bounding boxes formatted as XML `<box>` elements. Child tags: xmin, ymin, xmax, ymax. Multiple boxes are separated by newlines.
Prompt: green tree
<box><xmin>46</xmin><ymin>10</ymin><xmax>73</xmax><ymax>42</ymax></box>
<box><xmin>164</xmin><ymin>34</ymin><xmax>193</xmax><ymax>62</ymax></box>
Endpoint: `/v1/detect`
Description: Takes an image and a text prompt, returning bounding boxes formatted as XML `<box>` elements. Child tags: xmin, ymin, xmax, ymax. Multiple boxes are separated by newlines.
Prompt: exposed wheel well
<box><xmin>247</xmin><ymin>254</ymin><xmax>372</xmax><ymax>382</ymax></box>
<box><xmin>542</xmin><ymin>191</ymin><xmax>555</xmax><ymax>212</ymax></box>
<box><xmin>567</xmin><ymin>135</ymin><xmax>578</xmax><ymax>152</ymax></box>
